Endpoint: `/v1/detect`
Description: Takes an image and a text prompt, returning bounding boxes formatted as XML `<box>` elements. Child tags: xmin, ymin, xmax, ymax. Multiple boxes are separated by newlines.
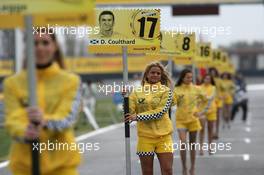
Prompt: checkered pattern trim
<box><xmin>46</xmin><ymin>84</ymin><xmax>82</xmax><ymax>131</ymax></box>
<box><xmin>136</xmin><ymin>151</ymin><xmax>155</xmax><ymax>156</ymax></box>
<box><xmin>136</xmin><ymin>90</ymin><xmax>172</xmax><ymax>121</ymax></box>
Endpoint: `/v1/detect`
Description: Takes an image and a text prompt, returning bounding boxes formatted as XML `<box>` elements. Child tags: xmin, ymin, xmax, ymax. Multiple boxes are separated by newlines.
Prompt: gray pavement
<box><xmin>77</xmin><ymin>88</ymin><xmax>264</xmax><ymax>175</ymax></box>
<box><xmin>1</xmin><ymin>87</ymin><xmax>264</xmax><ymax>175</ymax></box>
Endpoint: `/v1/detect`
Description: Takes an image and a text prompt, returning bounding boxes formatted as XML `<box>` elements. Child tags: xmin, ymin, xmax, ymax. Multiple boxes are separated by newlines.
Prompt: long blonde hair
<box><xmin>141</xmin><ymin>62</ymin><xmax>172</xmax><ymax>87</ymax></box>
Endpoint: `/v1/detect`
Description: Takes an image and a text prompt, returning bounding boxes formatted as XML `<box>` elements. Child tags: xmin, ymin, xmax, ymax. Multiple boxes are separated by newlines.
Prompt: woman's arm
<box><xmin>3</xmin><ymin>78</ymin><xmax>29</xmax><ymax>139</ymax></box>
<box><xmin>128</xmin><ymin>91</ymin><xmax>137</xmax><ymax>115</ymax></box>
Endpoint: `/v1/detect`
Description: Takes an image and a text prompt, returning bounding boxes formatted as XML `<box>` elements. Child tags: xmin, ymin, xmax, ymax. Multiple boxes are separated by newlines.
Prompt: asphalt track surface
<box><xmin>1</xmin><ymin>83</ymin><xmax>264</xmax><ymax>175</ymax></box>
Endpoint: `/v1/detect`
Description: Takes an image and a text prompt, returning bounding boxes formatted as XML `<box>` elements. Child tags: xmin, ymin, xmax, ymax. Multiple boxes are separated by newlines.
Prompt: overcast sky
<box><xmin>159</xmin><ymin>4</ymin><xmax>264</xmax><ymax>47</ymax></box>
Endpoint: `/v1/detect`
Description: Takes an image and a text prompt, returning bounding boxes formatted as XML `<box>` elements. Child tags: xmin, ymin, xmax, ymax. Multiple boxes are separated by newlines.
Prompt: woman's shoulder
<box><xmin>3</xmin><ymin>71</ymin><xmax>26</xmax><ymax>87</ymax></box>
<box><xmin>173</xmin><ymin>86</ymin><xmax>183</xmax><ymax>94</ymax></box>
<box><xmin>161</xmin><ymin>85</ymin><xmax>171</xmax><ymax>92</ymax></box>
<box><xmin>173</xmin><ymin>85</ymin><xmax>181</xmax><ymax>90</ymax></box>
<box><xmin>154</xmin><ymin>84</ymin><xmax>171</xmax><ymax>97</ymax></box>
<box><xmin>58</xmin><ymin>70</ymin><xmax>81</xmax><ymax>83</ymax></box>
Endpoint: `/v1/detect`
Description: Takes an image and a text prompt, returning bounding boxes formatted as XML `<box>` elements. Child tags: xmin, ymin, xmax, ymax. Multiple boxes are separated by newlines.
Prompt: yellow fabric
<box><xmin>13</xmin><ymin>167</ymin><xmax>79</xmax><ymax>175</ymax></box>
<box><xmin>3</xmin><ymin>63</ymin><xmax>81</xmax><ymax>175</ymax></box>
<box><xmin>137</xmin><ymin>134</ymin><xmax>173</xmax><ymax>154</ymax></box>
<box><xmin>214</xmin><ymin>78</ymin><xmax>224</xmax><ymax>108</ymax></box>
<box><xmin>215</xmin><ymin>98</ymin><xmax>223</xmax><ymax>108</ymax></box>
<box><xmin>172</xmin><ymin>84</ymin><xmax>207</xmax><ymax>124</ymax></box>
<box><xmin>0</xmin><ymin>93</ymin><xmax>4</xmax><ymax>101</ymax></box>
<box><xmin>129</xmin><ymin>82</ymin><xmax>173</xmax><ymax>139</ymax></box>
<box><xmin>221</xmin><ymin>79</ymin><xmax>235</xmax><ymax>105</ymax></box>
<box><xmin>199</xmin><ymin>84</ymin><xmax>217</xmax><ymax>114</ymax></box>
<box><xmin>176</xmin><ymin>120</ymin><xmax>201</xmax><ymax>132</ymax></box>
<box><xmin>206</xmin><ymin>112</ymin><xmax>217</xmax><ymax>121</ymax></box>
<box><xmin>224</xmin><ymin>95</ymin><xmax>233</xmax><ymax>105</ymax></box>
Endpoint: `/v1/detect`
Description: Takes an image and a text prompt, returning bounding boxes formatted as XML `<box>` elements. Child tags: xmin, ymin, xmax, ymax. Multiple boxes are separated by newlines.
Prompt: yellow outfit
<box><xmin>221</xmin><ymin>79</ymin><xmax>235</xmax><ymax>105</ymax></box>
<box><xmin>0</xmin><ymin>92</ymin><xmax>4</xmax><ymax>101</ymax></box>
<box><xmin>172</xmin><ymin>84</ymin><xmax>207</xmax><ymax>132</ymax></box>
<box><xmin>214</xmin><ymin>77</ymin><xmax>224</xmax><ymax>108</ymax></box>
<box><xmin>200</xmin><ymin>84</ymin><xmax>217</xmax><ymax>121</ymax></box>
<box><xmin>4</xmin><ymin>63</ymin><xmax>81</xmax><ymax>175</ymax></box>
<box><xmin>129</xmin><ymin>82</ymin><xmax>173</xmax><ymax>156</ymax></box>
<box><xmin>137</xmin><ymin>134</ymin><xmax>173</xmax><ymax>155</ymax></box>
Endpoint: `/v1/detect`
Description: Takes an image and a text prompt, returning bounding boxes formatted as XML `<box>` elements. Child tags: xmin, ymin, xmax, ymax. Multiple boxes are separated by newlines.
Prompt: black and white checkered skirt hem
<box><xmin>136</xmin><ymin>151</ymin><xmax>155</xmax><ymax>157</ymax></box>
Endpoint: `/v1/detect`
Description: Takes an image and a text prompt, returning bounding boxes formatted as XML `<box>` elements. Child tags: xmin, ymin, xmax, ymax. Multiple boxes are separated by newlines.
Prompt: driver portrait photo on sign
<box><xmin>98</xmin><ymin>10</ymin><xmax>125</xmax><ymax>38</ymax></box>
<box><xmin>89</xmin><ymin>9</ymin><xmax>161</xmax><ymax>54</ymax></box>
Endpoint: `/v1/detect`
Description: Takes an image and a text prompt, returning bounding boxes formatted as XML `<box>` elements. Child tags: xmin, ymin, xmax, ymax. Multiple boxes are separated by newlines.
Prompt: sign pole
<box><xmin>122</xmin><ymin>46</ymin><xmax>131</xmax><ymax>175</ymax></box>
<box><xmin>167</xmin><ymin>57</ymin><xmax>173</xmax><ymax>119</ymax></box>
<box><xmin>167</xmin><ymin>57</ymin><xmax>173</xmax><ymax>79</ymax></box>
<box><xmin>192</xmin><ymin>57</ymin><xmax>197</xmax><ymax>85</ymax></box>
<box><xmin>24</xmin><ymin>15</ymin><xmax>40</xmax><ymax>175</ymax></box>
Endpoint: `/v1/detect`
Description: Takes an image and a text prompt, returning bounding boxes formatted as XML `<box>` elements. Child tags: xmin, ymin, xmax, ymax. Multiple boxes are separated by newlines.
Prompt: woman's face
<box><xmin>147</xmin><ymin>66</ymin><xmax>162</xmax><ymax>84</ymax></box>
<box><xmin>222</xmin><ymin>74</ymin><xmax>228</xmax><ymax>80</ymax></box>
<box><xmin>210</xmin><ymin>70</ymin><xmax>216</xmax><ymax>77</ymax></box>
<box><xmin>34</xmin><ymin>33</ymin><xmax>57</xmax><ymax>66</ymax></box>
<box><xmin>183</xmin><ymin>72</ymin><xmax>193</xmax><ymax>85</ymax></box>
<box><xmin>204</xmin><ymin>75</ymin><xmax>211</xmax><ymax>85</ymax></box>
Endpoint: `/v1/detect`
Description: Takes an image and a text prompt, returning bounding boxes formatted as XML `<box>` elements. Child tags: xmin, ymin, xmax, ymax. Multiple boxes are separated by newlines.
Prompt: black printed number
<box><xmin>138</xmin><ymin>17</ymin><xmax>158</xmax><ymax>38</ymax></box>
<box><xmin>182</xmin><ymin>37</ymin><xmax>190</xmax><ymax>51</ymax></box>
<box><xmin>201</xmin><ymin>46</ymin><xmax>210</xmax><ymax>57</ymax></box>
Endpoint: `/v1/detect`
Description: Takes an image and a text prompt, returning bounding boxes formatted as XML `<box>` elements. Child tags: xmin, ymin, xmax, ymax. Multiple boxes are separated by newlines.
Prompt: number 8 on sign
<box><xmin>131</xmin><ymin>9</ymin><xmax>160</xmax><ymax>40</ymax></box>
<box><xmin>175</xmin><ymin>33</ymin><xmax>195</xmax><ymax>56</ymax></box>
<box><xmin>182</xmin><ymin>37</ymin><xmax>191</xmax><ymax>51</ymax></box>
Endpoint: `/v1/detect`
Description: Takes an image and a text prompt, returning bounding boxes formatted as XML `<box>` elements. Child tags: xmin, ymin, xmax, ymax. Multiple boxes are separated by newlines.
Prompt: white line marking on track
<box><xmin>173</xmin><ymin>154</ymin><xmax>251</xmax><ymax>160</ymax></box>
<box><xmin>76</xmin><ymin>123</ymin><xmax>123</xmax><ymax>142</ymax></box>
<box><xmin>137</xmin><ymin>154</ymin><xmax>251</xmax><ymax>163</ymax></box>
<box><xmin>0</xmin><ymin>161</ymin><xmax>9</xmax><ymax>169</ymax></box>
<box><xmin>247</xmin><ymin>84</ymin><xmax>264</xmax><ymax>91</ymax></box>
<box><xmin>219</xmin><ymin>138</ymin><xmax>251</xmax><ymax>143</ymax></box>
<box><xmin>243</xmin><ymin>154</ymin><xmax>250</xmax><ymax>161</ymax></box>
<box><xmin>244</xmin><ymin>138</ymin><xmax>251</xmax><ymax>144</ymax></box>
<box><xmin>245</xmin><ymin>127</ymin><xmax>251</xmax><ymax>132</ymax></box>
